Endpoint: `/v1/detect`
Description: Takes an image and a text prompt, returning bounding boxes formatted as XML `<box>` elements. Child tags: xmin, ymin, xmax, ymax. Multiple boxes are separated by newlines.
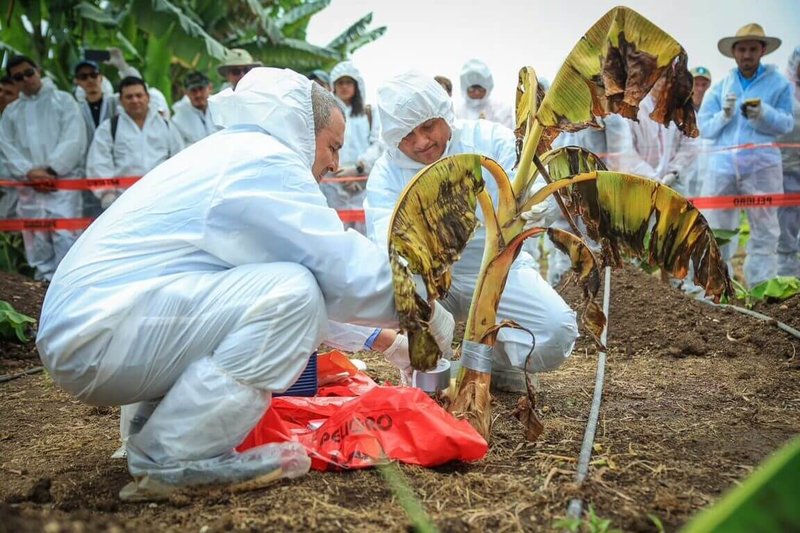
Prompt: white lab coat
<box><xmin>86</xmin><ymin>107</ymin><xmax>184</xmax><ymax>204</ymax></box>
<box><xmin>0</xmin><ymin>78</ymin><xmax>87</xmax><ymax>279</ymax></box>
<box><xmin>455</xmin><ymin>59</ymin><xmax>514</xmax><ymax>129</ymax></box>
<box><xmin>367</xmin><ymin>71</ymin><xmax>577</xmax><ymax>375</ymax></box>
<box><xmin>171</xmin><ymin>104</ymin><xmax>220</xmax><ymax>146</ymax></box>
<box><xmin>37</xmin><ymin>68</ymin><xmax>399</xmax><ymax>481</ymax></box>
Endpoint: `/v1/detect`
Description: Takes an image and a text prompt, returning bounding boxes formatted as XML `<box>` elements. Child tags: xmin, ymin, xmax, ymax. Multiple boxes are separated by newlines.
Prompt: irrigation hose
<box><xmin>698</xmin><ymin>299</ymin><xmax>800</xmax><ymax>340</ymax></box>
<box><xmin>565</xmin><ymin>279</ymin><xmax>800</xmax><ymax>521</ymax></box>
<box><xmin>0</xmin><ymin>365</ymin><xmax>44</xmax><ymax>384</ymax></box>
<box><xmin>567</xmin><ymin>266</ymin><xmax>612</xmax><ymax>520</ymax></box>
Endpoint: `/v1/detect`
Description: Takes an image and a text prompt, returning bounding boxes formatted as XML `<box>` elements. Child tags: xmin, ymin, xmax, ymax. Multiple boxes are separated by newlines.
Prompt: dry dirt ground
<box><xmin>1</xmin><ymin>267</ymin><xmax>799</xmax><ymax>532</ymax></box>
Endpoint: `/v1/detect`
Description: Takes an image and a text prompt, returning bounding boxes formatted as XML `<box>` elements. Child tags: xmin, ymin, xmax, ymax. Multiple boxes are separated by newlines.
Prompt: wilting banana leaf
<box><xmin>536</xmin><ymin>6</ymin><xmax>697</xmax><ymax>138</ymax></box>
<box><xmin>546</xmin><ymin>228</ymin><xmax>606</xmax><ymax>348</ymax></box>
<box><xmin>388</xmin><ymin>154</ymin><xmax>486</xmax><ymax>370</ymax></box>
<box><xmin>514</xmin><ymin>66</ymin><xmax>552</xmax><ymax>166</ymax></box>
<box><xmin>559</xmin><ymin>171</ymin><xmax>733</xmax><ymax>301</ymax></box>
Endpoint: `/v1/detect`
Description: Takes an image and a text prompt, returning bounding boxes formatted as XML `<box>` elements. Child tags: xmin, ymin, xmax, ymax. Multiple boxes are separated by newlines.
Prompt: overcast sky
<box><xmin>307</xmin><ymin>0</ymin><xmax>800</xmax><ymax>105</ymax></box>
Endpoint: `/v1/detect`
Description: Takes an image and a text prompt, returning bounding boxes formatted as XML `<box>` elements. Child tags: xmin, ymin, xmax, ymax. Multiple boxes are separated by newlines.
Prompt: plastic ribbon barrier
<box><xmin>0</xmin><ymin>176</ymin><xmax>366</xmax><ymax>230</ymax></box>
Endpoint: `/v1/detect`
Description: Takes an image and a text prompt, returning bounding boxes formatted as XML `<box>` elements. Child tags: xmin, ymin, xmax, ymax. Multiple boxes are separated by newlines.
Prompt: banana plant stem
<box><xmin>532</xmin><ymin>155</ymin><xmax>583</xmax><ymax>237</ymax></box>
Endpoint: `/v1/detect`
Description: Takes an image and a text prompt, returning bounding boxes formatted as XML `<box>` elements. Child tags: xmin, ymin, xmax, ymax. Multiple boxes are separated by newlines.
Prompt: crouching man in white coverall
<box><xmin>36</xmin><ymin>68</ymin><xmax>455</xmax><ymax>496</ymax></box>
<box><xmin>365</xmin><ymin>71</ymin><xmax>578</xmax><ymax>392</ymax></box>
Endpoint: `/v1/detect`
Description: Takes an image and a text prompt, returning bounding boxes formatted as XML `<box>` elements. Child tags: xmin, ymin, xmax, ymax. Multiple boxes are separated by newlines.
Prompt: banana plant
<box><xmin>387</xmin><ymin>6</ymin><xmax>733</xmax><ymax>439</ymax></box>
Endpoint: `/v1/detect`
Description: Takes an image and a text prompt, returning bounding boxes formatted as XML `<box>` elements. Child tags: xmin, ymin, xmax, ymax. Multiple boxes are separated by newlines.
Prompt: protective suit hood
<box><xmin>330</xmin><ymin>61</ymin><xmax>366</xmax><ymax>102</ymax></box>
<box><xmin>788</xmin><ymin>45</ymin><xmax>800</xmax><ymax>103</ymax></box>
<box><xmin>460</xmin><ymin>59</ymin><xmax>494</xmax><ymax>108</ymax></box>
<box><xmin>20</xmin><ymin>77</ymin><xmax>56</xmax><ymax>101</ymax></box>
<box><xmin>376</xmin><ymin>70</ymin><xmax>455</xmax><ymax>169</ymax></box>
<box><xmin>209</xmin><ymin>67</ymin><xmax>316</xmax><ymax>168</ymax></box>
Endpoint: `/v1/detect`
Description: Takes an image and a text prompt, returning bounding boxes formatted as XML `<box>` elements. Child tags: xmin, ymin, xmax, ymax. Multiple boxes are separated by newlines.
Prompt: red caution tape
<box><xmin>0</xmin><ymin>177</ymin><xmax>141</xmax><ymax>190</ymax></box>
<box><xmin>336</xmin><ymin>209</ymin><xmax>366</xmax><ymax>223</ymax></box>
<box><xmin>689</xmin><ymin>193</ymin><xmax>800</xmax><ymax>210</ymax></box>
<box><xmin>0</xmin><ymin>217</ymin><xmax>95</xmax><ymax>232</ymax></box>
<box><xmin>0</xmin><ymin>210</ymin><xmax>367</xmax><ymax>232</ymax></box>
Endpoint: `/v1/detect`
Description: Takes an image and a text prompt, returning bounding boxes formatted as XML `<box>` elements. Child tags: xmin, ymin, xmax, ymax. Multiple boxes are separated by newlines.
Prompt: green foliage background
<box><xmin>0</xmin><ymin>0</ymin><xmax>385</xmax><ymax>103</ymax></box>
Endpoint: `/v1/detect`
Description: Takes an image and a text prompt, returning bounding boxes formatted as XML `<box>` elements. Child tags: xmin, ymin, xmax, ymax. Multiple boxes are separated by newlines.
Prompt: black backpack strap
<box><xmin>365</xmin><ymin>104</ymin><xmax>372</xmax><ymax>130</ymax></box>
<box><xmin>110</xmin><ymin>114</ymin><xmax>120</xmax><ymax>143</ymax></box>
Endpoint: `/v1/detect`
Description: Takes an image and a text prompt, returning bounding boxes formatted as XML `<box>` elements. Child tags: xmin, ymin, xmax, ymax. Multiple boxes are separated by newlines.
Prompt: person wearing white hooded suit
<box><xmin>319</xmin><ymin>61</ymin><xmax>383</xmax><ymax>233</ymax></box>
<box><xmin>365</xmin><ymin>71</ymin><xmax>578</xmax><ymax>391</ymax></box>
<box><xmin>0</xmin><ymin>55</ymin><xmax>87</xmax><ymax>281</ymax></box>
<box><xmin>456</xmin><ymin>59</ymin><xmax>514</xmax><ymax>129</ymax></box>
<box><xmin>776</xmin><ymin>45</ymin><xmax>800</xmax><ymax>277</ymax></box>
<box><xmin>35</xmin><ymin>68</ymin><xmax>455</xmax><ymax>496</ymax></box>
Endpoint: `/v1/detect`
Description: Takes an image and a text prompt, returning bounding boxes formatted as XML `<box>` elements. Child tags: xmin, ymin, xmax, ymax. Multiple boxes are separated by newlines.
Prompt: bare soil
<box><xmin>1</xmin><ymin>266</ymin><xmax>798</xmax><ymax>532</ymax></box>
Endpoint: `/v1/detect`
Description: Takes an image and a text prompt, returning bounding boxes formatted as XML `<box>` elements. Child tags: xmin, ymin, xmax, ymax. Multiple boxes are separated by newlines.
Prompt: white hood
<box><xmin>209</xmin><ymin>67</ymin><xmax>316</xmax><ymax>168</ymax></box>
<box><xmin>376</xmin><ymin>70</ymin><xmax>455</xmax><ymax>167</ymax></box>
<box><xmin>330</xmin><ymin>60</ymin><xmax>366</xmax><ymax>102</ymax></box>
<box><xmin>460</xmin><ymin>59</ymin><xmax>494</xmax><ymax>107</ymax></box>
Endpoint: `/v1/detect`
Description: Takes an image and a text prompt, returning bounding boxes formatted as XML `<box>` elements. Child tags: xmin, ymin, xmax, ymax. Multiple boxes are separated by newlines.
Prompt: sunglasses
<box><xmin>11</xmin><ymin>68</ymin><xmax>36</xmax><ymax>83</ymax></box>
<box><xmin>226</xmin><ymin>66</ymin><xmax>251</xmax><ymax>77</ymax></box>
<box><xmin>76</xmin><ymin>71</ymin><xmax>100</xmax><ymax>81</ymax></box>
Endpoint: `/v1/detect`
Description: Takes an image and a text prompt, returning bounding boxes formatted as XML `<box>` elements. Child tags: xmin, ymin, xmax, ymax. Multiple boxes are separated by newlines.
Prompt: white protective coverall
<box><xmin>365</xmin><ymin>71</ymin><xmax>578</xmax><ymax>381</ymax></box>
<box><xmin>627</xmin><ymin>94</ymin><xmax>699</xmax><ymax>196</ymax></box>
<box><xmin>777</xmin><ymin>46</ymin><xmax>800</xmax><ymax>276</ymax></box>
<box><xmin>171</xmin><ymin>103</ymin><xmax>221</xmax><ymax>146</ymax></box>
<box><xmin>0</xmin><ymin>155</ymin><xmax>16</xmax><ymax>219</ymax></box>
<box><xmin>0</xmin><ymin>78</ymin><xmax>87</xmax><ymax>280</ymax></box>
<box><xmin>319</xmin><ymin>61</ymin><xmax>383</xmax><ymax>233</ymax></box>
<box><xmin>698</xmin><ymin>64</ymin><xmax>794</xmax><ymax>285</ymax></box>
<box><xmin>456</xmin><ymin>59</ymin><xmax>514</xmax><ymax>129</ymax></box>
<box><xmin>36</xmin><ymin>68</ymin><xmax>401</xmax><ymax>488</ymax></box>
<box><xmin>86</xmin><ymin>107</ymin><xmax>184</xmax><ymax>209</ymax></box>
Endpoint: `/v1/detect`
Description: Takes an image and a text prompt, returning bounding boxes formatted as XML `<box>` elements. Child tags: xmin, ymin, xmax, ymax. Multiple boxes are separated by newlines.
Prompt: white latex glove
<box><xmin>334</xmin><ymin>166</ymin><xmax>360</xmax><ymax>178</ymax></box>
<box><xmin>744</xmin><ymin>101</ymin><xmax>763</xmax><ymax>120</ymax></box>
<box><xmin>106</xmin><ymin>47</ymin><xmax>128</xmax><ymax>70</ymax></box>
<box><xmin>661</xmin><ymin>171</ymin><xmax>678</xmax><ymax>187</ymax></box>
<box><xmin>343</xmin><ymin>180</ymin><xmax>365</xmax><ymax>193</ymax></box>
<box><xmin>382</xmin><ymin>333</ymin><xmax>413</xmax><ymax>386</ymax></box>
<box><xmin>426</xmin><ymin>301</ymin><xmax>455</xmax><ymax>358</ymax></box>
<box><xmin>521</xmin><ymin>195</ymin><xmax>559</xmax><ymax>231</ymax></box>
<box><xmin>100</xmin><ymin>191</ymin><xmax>118</xmax><ymax>210</ymax></box>
<box><xmin>722</xmin><ymin>93</ymin><xmax>738</xmax><ymax>119</ymax></box>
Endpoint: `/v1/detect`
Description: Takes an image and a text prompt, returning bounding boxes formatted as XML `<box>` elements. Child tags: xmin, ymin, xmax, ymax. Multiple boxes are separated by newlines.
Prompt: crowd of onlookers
<box><xmin>0</xmin><ymin>21</ymin><xmax>798</xmax><ymax>288</ymax></box>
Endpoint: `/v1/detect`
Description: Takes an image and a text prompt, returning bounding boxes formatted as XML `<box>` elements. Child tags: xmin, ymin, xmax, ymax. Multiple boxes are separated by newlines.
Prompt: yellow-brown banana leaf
<box><xmin>388</xmin><ymin>154</ymin><xmax>486</xmax><ymax>370</ymax></box>
<box><xmin>536</xmin><ymin>6</ymin><xmax>697</xmax><ymax>138</ymax></box>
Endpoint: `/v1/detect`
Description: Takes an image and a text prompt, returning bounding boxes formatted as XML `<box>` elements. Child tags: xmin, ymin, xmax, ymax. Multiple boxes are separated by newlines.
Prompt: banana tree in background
<box><xmin>1</xmin><ymin>0</ymin><xmax>385</xmax><ymax>103</ymax></box>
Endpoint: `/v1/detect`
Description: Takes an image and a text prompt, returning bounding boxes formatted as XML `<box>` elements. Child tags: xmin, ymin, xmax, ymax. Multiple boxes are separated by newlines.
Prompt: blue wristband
<box><xmin>364</xmin><ymin>328</ymin><xmax>381</xmax><ymax>350</ymax></box>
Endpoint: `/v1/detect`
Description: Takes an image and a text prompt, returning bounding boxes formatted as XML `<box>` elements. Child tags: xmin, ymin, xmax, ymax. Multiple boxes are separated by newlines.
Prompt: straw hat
<box><xmin>717</xmin><ymin>23</ymin><xmax>781</xmax><ymax>58</ymax></box>
<box><xmin>217</xmin><ymin>48</ymin><xmax>262</xmax><ymax>75</ymax></box>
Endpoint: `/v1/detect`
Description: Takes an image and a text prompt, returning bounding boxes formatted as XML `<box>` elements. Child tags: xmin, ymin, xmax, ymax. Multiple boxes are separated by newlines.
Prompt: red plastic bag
<box><xmin>238</xmin><ymin>352</ymin><xmax>488</xmax><ymax>470</ymax></box>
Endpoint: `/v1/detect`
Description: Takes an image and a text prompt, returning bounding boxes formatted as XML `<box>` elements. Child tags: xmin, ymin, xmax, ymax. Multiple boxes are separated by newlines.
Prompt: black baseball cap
<box><xmin>74</xmin><ymin>60</ymin><xmax>99</xmax><ymax>75</ymax></box>
<box><xmin>184</xmin><ymin>71</ymin><xmax>211</xmax><ymax>89</ymax></box>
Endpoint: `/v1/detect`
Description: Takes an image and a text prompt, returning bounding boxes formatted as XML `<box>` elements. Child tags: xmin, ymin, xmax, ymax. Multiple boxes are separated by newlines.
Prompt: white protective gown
<box><xmin>86</xmin><ymin>107</ymin><xmax>184</xmax><ymax>205</ymax></box>
<box><xmin>319</xmin><ymin>61</ymin><xmax>383</xmax><ymax>233</ymax></box>
<box><xmin>778</xmin><ymin>46</ymin><xmax>800</xmax><ymax>276</ymax></box>
<box><xmin>455</xmin><ymin>59</ymin><xmax>514</xmax><ymax>129</ymax></box>
<box><xmin>171</xmin><ymin>104</ymin><xmax>221</xmax><ymax>146</ymax></box>
<box><xmin>36</xmin><ymin>68</ymin><xmax>398</xmax><ymax>484</ymax></box>
<box><xmin>0</xmin><ymin>78</ymin><xmax>87</xmax><ymax>280</ymax></box>
<box><xmin>698</xmin><ymin>64</ymin><xmax>794</xmax><ymax>285</ymax></box>
<box><xmin>366</xmin><ymin>71</ymin><xmax>578</xmax><ymax>376</ymax></box>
